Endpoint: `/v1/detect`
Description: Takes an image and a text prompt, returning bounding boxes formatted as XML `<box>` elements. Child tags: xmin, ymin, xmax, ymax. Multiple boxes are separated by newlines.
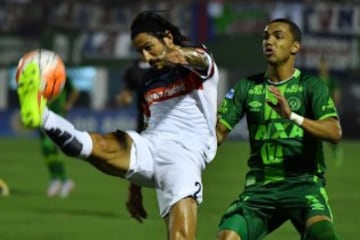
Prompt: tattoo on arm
<box><xmin>180</xmin><ymin>48</ymin><xmax>209</xmax><ymax>71</ymax></box>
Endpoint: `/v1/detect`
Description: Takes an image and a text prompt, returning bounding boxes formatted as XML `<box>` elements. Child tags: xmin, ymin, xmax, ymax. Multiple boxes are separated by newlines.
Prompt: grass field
<box><xmin>0</xmin><ymin>137</ymin><xmax>359</xmax><ymax>239</ymax></box>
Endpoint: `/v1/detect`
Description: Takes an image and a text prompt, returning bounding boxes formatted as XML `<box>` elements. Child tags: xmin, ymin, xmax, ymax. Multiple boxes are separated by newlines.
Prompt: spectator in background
<box><xmin>318</xmin><ymin>55</ymin><xmax>344</xmax><ymax>166</ymax></box>
<box><xmin>41</xmin><ymin>77</ymin><xmax>79</xmax><ymax>198</ymax></box>
<box><xmin>115</xmin><ymin>58</ymin><xmax>150</xmax><ymax>132</ymax></box>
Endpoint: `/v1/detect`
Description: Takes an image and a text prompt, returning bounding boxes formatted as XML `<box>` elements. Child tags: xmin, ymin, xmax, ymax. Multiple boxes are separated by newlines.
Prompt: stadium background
<box><xmin>0</xmin><ymin>0</ymin><xmax>359</xmax><ymax>139</ymax></box>
<box><xmin>0</xmin><ymin>1</ymin><xmax>359</xmax><ymax>239</ymax></box>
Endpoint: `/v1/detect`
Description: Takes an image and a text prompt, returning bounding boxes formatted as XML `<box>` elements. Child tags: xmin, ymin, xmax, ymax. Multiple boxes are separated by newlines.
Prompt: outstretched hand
<box><xmin>266</xmin><ymin>85</ymin><xmax>292</xmax><ymax>119</ymax></box>
<box><xmin>158</xmin><ymin>46</ymin><xmax>188</xmax><ymax>67</ymax></box>
<box><xmin>126</xmin><ymin>184</ymin><xmax>147</xmax><ymax>223</ymax></box>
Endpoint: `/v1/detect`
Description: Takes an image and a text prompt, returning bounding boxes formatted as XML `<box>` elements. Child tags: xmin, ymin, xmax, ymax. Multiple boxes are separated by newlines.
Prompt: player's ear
<box><xmin>162</xmin><ymin>30</ymin><xmax>174</xmax><ymax>47</ymax></box>
<box><xmin>291</xmin><ymin>42</ymin><xmax>301</xmax><ymax>55</ymax></box>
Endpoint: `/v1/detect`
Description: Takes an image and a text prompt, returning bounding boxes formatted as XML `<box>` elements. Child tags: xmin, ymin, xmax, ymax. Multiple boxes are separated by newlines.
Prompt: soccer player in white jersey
<box><xmin>17</xmin><ymin>11</ymin><xmax>219</xmax><ymax>240</ymax></box>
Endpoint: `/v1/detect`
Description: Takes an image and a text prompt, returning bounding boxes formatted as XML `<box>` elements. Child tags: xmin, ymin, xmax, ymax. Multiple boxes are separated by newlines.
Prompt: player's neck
<box><xmin>266</xmin><ymin>64</ymin><xmax>295</xmax><ymax>83</ymax></box>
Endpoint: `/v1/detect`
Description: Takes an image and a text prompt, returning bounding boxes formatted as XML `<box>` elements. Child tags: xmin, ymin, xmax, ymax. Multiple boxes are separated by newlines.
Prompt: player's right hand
<box><xmin>126</xmin><ymin>183</ymin><xmax>147</xmax><ymax>223</ymax></box>
<box><xmin>266</xmin><ymin>85</ymin><xmax>292</xmax><ymax>119</ymax></box>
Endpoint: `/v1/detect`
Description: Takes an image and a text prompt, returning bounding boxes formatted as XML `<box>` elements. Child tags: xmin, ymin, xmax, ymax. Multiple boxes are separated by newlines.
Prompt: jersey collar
<box><xmin>266</xmin><ymin>68</ymin><xmax>301</xmax><ymax>85</ymax></box>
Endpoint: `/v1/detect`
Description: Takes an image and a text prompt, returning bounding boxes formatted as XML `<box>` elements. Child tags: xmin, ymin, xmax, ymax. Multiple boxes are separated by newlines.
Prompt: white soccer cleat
<box><xmin>59</xmin><ymin>179</ymin><xmax>75</xmax><ymax>198</ymax></box>
<box><xmin>47</xmin><ymin>179</ymin><xmax>62</xmax><ymax>198</ymax></box>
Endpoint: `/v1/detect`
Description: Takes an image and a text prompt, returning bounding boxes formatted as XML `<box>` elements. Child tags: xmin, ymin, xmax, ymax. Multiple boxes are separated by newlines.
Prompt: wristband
<box><xmin>290</xmin><ymin>112</ymin><xmax>304</xmax><ymax>126</ymax></box>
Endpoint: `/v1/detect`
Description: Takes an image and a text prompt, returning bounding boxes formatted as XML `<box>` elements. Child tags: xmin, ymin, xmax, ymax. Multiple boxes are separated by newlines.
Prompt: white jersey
<box><xmin>141</xmin><ymin>50</ymin><xmax>219</xmax><ymax>163</ymax></box>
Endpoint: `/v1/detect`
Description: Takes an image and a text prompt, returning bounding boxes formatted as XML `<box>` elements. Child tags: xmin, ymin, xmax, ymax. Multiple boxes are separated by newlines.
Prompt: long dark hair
<box><xmin>130</xmin><ymin>11</ymin><xmax>191</xmax><ymax>46</ymax></box>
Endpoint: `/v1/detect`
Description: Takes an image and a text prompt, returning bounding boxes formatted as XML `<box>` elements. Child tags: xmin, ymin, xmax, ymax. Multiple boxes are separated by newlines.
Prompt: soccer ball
<box><xmin>15</xmin><ymin>49</ymin><xmax>66</xmax><ymax>100</ymax></box>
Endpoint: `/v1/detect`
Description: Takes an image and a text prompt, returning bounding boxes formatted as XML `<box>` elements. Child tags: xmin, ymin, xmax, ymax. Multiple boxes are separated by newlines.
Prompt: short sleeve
<box><xmin>217</xmin><ymin>79</ymin><xmax>246</xmax><ymax>130</ymax></box>
<box><xmin>306</xmin><ymin>76</ymin><xmax>338</xmax><ymax>120</ymax></box>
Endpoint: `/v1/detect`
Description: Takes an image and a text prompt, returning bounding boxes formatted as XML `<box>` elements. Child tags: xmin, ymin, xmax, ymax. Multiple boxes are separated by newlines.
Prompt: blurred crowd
<box><xmin>0</xmin><ymin>0</ymin><xmax>356</xmax><ymax>37</ymax></box>
<box><xmin>0</xmin><ymin>0</ymin><xmax>359</xmax><ymax>140</ymax></box>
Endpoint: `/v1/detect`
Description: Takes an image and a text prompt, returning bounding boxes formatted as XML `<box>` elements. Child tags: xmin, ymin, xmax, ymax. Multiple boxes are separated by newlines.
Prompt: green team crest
<box><xmin>287</xmin><ymin>96</ymin><xmax>301</xmax><ymax>111</ymax></box>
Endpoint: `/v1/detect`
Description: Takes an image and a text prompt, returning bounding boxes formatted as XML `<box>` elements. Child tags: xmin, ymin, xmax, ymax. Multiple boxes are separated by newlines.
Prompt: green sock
<box><xmin>307</xmin><ymin>220</ymin><xmax>341</xmax><ymax>240</ymax></box>
<box><xmin>46</xmin><ymin>155</ymin><xmax>67</xmax><ymax>181</ymax></box>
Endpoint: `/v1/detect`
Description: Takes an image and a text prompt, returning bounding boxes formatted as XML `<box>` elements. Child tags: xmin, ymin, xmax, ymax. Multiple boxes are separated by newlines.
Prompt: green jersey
<box><xmin>218</xmin><ymin>69</ymin><xmax>338</xmax><ymax>185</ymax></box>
<box><xmin>48</xmin><ymin>78</ymin><xmax>76</xmax><ymax>115</ymax></box>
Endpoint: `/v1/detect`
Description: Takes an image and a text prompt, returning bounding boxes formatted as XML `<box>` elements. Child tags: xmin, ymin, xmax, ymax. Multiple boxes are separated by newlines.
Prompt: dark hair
<box><xmin>269</xmin><ymin>18</ymin><xmax>302</xmax><ymax>43</ymax></box>
<box><xmin>130</xmin><ymin>11</ymin><xmax>189</xmax><ymax>46</ymax></box>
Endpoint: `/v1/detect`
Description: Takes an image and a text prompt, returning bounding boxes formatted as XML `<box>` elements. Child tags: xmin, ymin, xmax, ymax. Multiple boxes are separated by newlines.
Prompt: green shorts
<box><xmin>218</xmin><ymin>176</ymin><xmax>333</xmax><ymax>239</ymax></box>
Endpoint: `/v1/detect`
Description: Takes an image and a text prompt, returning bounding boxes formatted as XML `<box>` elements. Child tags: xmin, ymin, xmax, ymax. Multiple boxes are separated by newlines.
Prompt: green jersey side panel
<box><xmin>218</xmin><ymin>69</ymin><xmax>338</xmax><ymax>185</ymax></box>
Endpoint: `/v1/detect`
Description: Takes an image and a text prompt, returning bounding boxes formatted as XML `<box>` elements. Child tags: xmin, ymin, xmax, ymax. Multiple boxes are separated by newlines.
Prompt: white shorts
<box><xmin>125</xmin><ymin>130</ymin><xmax>206</xmax><ymax>217</ymax></box>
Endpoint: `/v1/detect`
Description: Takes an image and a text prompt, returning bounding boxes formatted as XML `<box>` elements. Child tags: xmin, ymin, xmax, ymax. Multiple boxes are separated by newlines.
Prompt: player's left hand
<box><xmin>266</xmin><ymin>85</ymin><xmax>292</xmax><ymax>118</ymax></box>
<box><xmin>126</xmin><ymin>184</ymin><xmax>147</xmax><ymax>223</ymax></box>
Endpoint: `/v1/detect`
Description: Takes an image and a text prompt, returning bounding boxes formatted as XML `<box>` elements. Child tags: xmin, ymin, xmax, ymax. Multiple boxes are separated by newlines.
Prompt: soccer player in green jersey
<box><xmin>216</xmin><ymin>19</ymin><xmax>342</xmax><ymax>240</ymax></box>
<box><xmin>319</xmin><ymin>56</ymin><xmax>343</xmax><ymax>166</ymax></box>
<box><xmin>41</xmin><ymin>77</ymin><xmax>79</xmax><ymax>198</ymax></box>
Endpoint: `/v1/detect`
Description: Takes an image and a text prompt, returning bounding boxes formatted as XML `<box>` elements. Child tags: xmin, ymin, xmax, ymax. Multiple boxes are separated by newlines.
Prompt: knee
<box><xmin>113</xmin><ymin>130</ymin><xmax>132</xmax><ymax>150</ymax></box>
<box><xmin>92</xmin><ymin>132</ymin><xmax>132</xmax><ymax>158</ymax></box>
<box><xmin>167</xmin><ymin>198</ymin><xmax>197</xmax><ymax>240</ymax></box>
<box><xmin>217</xmin><ymin>230</ymin><xmax>241</xmax><ymax>240</ymax></box>
<box><xmin>171</xmin><ymin>229</ymin><xmax>193</xmax><ymax>240</ymax></box>
<box><xmin>89</xmin><ymin>132</ymin><xmax>132</xmax><ymax>174</ymax></box>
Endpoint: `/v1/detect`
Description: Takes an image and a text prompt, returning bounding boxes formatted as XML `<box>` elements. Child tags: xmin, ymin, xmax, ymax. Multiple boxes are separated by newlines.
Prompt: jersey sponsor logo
<box><xmin>144</xmin><ymin>73</ymin><xmax>203</xmax><ymax>105</ymax></box>
<box><xmin>145</xmin><ymin>82</ymin><xmax>186</xmax><ymax>103</ymax></box>
<box><xmin>254</xmin><ymin>122</ymin><xmax>304</xmax><ymax>140</ymax></box>
<box><xmin>288</xmin><ymin>96</ymin><xmax>302</xmax><ymax>111</ymax></box>
<box><xmin>249</xmin><ymin>85</ymin><xmax>265</xmax><ymax>95</ymax></box>
<box><xmin>285</xmin><ymin>85</ymin><xmax>303</xmax><ymax>93</ymax></box>
<box><xmin>248</xmin><ymin>100</ymin><xmax>262</xmax><ymax>112</ymax></box>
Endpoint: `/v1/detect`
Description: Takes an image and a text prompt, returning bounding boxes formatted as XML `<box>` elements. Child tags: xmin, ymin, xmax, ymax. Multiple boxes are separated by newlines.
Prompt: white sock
<box><xmin>41</xmin><ymin>107</ymin><xmax>93</xmax><ymax>158</ymax></box>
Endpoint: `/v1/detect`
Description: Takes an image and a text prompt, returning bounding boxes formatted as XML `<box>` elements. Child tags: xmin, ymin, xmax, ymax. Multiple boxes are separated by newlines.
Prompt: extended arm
<box><xmin>161</xmin><ymin>46</ymin><xmax>210</xmax><ymax>72</ymax></box>
<box><xmin>126</xmin><ymin>183</ymin><xmax>147</xmax><ymax>223</ymax></box>
<box><xmin>178</xmin><ymin>47</ymin><xmax>210</xmax><ymax>70</ymax></box>
<box><xmin>300</xmin><ymin>117</ymin><xmax>342</xmax><ymax>144</ymax></box>
<box><xmin>216</xmin><ymin>120</ymin><xmax>231</xmax><ymax>146</ymax></box>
